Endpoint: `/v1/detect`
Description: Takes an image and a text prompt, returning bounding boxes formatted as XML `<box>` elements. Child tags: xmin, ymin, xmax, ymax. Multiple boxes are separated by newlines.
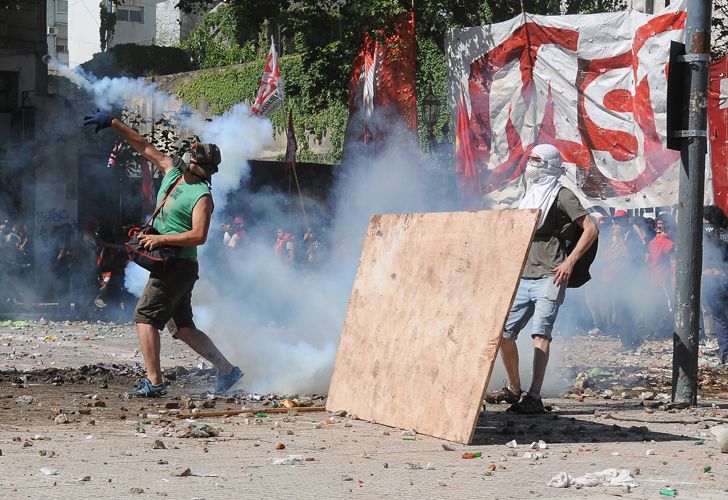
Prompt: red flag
<box><xmin>709</xmin><ymin>55</ymin><xmax>728</xmax><ymax>215</ymax></box>
<box><xmin>251</xmin><ymin>37</ymin><xmax>284</xmax><ymax>117</ymax></box>
<box><xmin>140</xmin><ymin>160</ymin><xmax>155</xmax><ymax>215</ymax></box>
<box><xmin>455</xmin><ymin>90</ymin><xmax>481</xmax><ymax>209</ymax></box>
<box><xmin>284</xmin><ymin>110</ymin><xmax>297</xmax><ymax>173</ymax></box>
<box><xmin>374</xmin><ymin>10</ymin><xmax>417</xmax><ymax>132</ymax></box>
<box><xmin>344</xmin><ymin>10</ymin><xmax>417</xmax><ymax>154</ymax></box>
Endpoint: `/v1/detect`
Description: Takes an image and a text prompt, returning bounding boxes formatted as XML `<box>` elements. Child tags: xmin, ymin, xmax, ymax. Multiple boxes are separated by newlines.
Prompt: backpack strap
<box><xmin>144</xmin><ymin>176</ymin><xmax>184</xmax><ymax>227</ymax></box>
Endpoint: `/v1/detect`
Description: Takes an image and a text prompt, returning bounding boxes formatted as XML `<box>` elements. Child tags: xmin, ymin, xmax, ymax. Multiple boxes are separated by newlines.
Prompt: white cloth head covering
<box><xmin>518</xmin><ymin>144</ymin><xmax>566</xmax><ymax>228</ymax></box>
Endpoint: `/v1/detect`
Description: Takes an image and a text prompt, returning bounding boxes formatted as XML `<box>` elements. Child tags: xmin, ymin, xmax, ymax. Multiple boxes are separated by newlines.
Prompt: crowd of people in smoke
<box><xmin>0</xmin><ymin>219</ymin><xmax>32</xmax><ymax>306</ymax></box>
<box><xmin>217</xmin><ymin>216</ymin><xmax>329</xmax><ymax>268</ymax></box>
<box><xmin>1</xmin><ymin>201</ymin><xmax>727</xmax><ymax>364</ymax></box>
<box><xmin>572</xmin><ymin>206</ymin><xmax>728</xmax><ymax>363</ymax></box>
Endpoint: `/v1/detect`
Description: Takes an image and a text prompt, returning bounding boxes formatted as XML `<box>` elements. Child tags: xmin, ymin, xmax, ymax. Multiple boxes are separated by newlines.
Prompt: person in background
<box><xmin>645</xmin><ymin>214</ymin><xmax>676</xmax><ymax>339</ymax></box>
<box><xmin>702</xmin><ymin>205</ymin><xmax>728</xmax><ymax>364</ymax></box>
<box><xmin>224</xmin><ymin>216</ymin><xmax>247</xmax><ymax>251</ymax></box>
<box><xmin>274</xmin><ymin>228</ymin><xmax>295</xmax><ymax>263</ymax></box>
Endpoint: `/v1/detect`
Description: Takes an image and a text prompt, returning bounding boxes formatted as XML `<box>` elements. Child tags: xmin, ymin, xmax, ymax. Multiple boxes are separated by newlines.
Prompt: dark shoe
<box><xmin>485</xmin><ymin>386</ymin><xmax>521</xmax><ymax>405</ymax></box>
<box><xmin>215</xmin><ymin>366</ymin><xmax>244</xmax><ymax>393</ymax></box>
<box><xmin>130</xmin><ymin>377</ymin><xmax>167</xmax><ymax>397</ymax></box>
<box><xmin>506</xmin><ymin>393</ymin><xmax>547</xmax><ymax>414</ymax></box>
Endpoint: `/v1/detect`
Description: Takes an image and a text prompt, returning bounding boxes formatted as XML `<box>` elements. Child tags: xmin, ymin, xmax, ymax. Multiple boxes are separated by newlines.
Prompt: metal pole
<box><xmin>672</xmin><ymin>0</ymin><xmax>711</xmax><ymax>407</ymax></box>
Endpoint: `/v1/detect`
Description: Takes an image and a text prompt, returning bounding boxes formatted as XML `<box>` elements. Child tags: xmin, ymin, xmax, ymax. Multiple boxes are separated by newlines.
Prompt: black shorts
<box><xmin>133</xmin><ymin>260</ymin><xmax>199</xmax><ymax>332</ymax></box>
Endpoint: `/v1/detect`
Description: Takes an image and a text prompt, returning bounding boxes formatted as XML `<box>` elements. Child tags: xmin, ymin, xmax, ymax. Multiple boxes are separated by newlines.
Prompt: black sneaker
<box><xmin>506</xmin><ymin>393</ymin><xmax>546</xmax><ymax>414</ymax></box>
<box><xmin>130</xmin><ymin>377</ymin><xmax>167</xmax><ymax>397</ymax></box>
<box><xmin>215</xmin><ymin>366</ymin><xmax>244</xmax><ymax>394</ymax></box>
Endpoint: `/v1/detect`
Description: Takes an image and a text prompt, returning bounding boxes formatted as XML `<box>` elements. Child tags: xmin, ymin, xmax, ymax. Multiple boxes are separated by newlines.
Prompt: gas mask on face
<box><xmin>180</xmin><ymin>151</ymin><xmax>193</xmax><ymax>172</ymax></box>
<box><xmin>524</xmin><ymin>161</ymin><xmax>543</xmax><ymax>185</ymax></box>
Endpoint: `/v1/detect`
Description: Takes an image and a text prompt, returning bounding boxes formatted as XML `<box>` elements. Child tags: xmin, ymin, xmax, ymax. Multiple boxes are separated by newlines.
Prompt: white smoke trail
<box><xmin>123</xmin><ymin>262</ymin><xmax>149</xmax><ymax>300</ymax></box>
<box><xmin>46</xmin><ymin>56</ymin><xmax>174</xmax><ymax>112</ymax></box>
<box><xmin>184</xmin><ymin>103</ymin><xmax>274</xmax><ymax>200</ymax></box>
<box><xmin>188</xmin><ymin>133</ymin><xmax>460</xmax><ymax>394</ymax></box>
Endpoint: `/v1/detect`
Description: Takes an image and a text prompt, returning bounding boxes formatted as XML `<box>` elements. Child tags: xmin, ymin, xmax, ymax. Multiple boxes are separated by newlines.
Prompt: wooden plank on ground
<box><xmin>326</xmin><ymin>210</ymin><xmax>539</xmax><ymax>444</ymax></box>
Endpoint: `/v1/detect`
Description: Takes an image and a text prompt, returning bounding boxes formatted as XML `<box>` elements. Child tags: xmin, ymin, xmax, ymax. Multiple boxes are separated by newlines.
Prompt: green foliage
<box><xmin>174</xmin><ymin>56</ymin><xmax>349</xmax><ymax>163</ymax></box>
<box><xmin>81</xmin><ymin>44</ymin><xmax>193</xmax><ymax>78</ymax></box>
<box><xmin>180</xmin><ymin>4</ymin><xmax>259</xmax><ymax>68</ymax></box>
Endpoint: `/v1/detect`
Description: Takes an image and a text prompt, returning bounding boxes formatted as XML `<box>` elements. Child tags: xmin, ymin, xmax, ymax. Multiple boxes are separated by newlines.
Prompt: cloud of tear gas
<box><xmin>178</xmin><ymin>129</ymin><xmax>461</xmax><ymax>394</ymax></box>
<box><xmin>46</xmin><ymin>57</ymin><xmax>174</xmax><ymax>113</ymax></box>
<box><xmin>189</xmin><ymin>103</ymin><xmax>274</xmax><ymax>200</ymax></box>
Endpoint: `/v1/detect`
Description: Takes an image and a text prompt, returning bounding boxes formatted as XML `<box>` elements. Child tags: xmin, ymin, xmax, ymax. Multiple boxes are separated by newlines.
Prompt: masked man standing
<box><xmin>487</xmin><ymin>144</ymin><xmax>598</xmax><ymax>413</ymax></box>
<box><xmin>84</xmin><ymin>111</ymin><xmax>243</xmax><ymax>397</ymax></box>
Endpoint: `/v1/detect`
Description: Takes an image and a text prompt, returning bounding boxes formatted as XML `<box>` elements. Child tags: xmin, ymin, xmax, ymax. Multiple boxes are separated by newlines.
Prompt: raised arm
<box><xmin>84</xmin><ymin>111</ymin><xmax>174</xmax><ymax>174</ymax></box>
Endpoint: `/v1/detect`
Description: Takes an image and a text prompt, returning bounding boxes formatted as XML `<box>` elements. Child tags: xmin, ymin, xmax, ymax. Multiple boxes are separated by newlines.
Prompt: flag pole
<box><xmin>286</xmin><ymin>110</ymin><xmax>309</xmax><ymax>229</ymax></box>
<box><xmin>290</xmin><ymin>149</ymin><xmax>309</xmax><ymax>229</ymax></box>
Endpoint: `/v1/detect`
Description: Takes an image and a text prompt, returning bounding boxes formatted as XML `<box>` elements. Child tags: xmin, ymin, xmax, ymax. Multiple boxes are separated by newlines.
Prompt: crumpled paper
<box><xmin>548</xmin><ymin>468</ymin><xmax>638</xmax><ymax>488</ymax></box>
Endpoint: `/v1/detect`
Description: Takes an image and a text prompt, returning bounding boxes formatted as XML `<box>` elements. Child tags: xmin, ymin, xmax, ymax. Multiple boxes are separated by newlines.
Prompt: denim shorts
<box><xmin>502</xmin><ymin>276</ymin><xmax>566</xmax><ymax>341</ymax></box>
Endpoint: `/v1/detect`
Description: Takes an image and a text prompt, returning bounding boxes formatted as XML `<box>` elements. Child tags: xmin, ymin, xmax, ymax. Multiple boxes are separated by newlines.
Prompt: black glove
<box><xmin>83</xmin><ymin>110</ymin><xmax>113</xmax><ymax>133</ymax></box>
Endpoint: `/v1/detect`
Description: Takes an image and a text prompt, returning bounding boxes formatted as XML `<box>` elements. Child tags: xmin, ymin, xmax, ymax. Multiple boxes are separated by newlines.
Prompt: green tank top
<box><xmin>152</xmin><ymin>167</ymin><xmax>211</xmax><ymax>260</ymax></box>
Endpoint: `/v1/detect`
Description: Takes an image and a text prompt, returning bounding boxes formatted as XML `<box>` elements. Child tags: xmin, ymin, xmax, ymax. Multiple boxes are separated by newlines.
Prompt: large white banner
<box><xmin>446</xmin><ymin>1</ymin><xmax>686</xmax><ymax>212</ymax></box>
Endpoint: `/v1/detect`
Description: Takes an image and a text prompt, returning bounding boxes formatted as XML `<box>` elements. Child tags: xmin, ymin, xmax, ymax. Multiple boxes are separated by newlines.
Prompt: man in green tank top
<box><xmin>84</xmin><ymin>111</ymin><xmax>244</xmax><ymax>397</ymax></box>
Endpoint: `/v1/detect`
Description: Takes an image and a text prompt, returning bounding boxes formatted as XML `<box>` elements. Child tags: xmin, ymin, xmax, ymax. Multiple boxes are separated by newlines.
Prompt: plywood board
<box><xmin>326</xmin><ymin>210</ymin><xmax>540</xmax><ymax>444</ymax></box>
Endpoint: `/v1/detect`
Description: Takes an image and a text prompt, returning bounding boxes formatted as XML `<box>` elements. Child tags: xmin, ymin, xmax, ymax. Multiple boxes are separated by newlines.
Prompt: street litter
<box><xmin>174</xmin><ymin>406</ymin><xmax>325</xmax><ymax>419</ymax></box>
<box><xmin>709</xmin><ymin>425</ymin><xmax>728</xmax><ymax>453</ymax></box>
<box><xmin>39</xmin><ymin>467</ymin><xmax>59</xmax><ymax>476</ymax></box>
<box><xmin>268</xmin><ymin>455</ymin><xmax>305</xmax><ymax>465</ymax></box>
<box><xmin>530</xmin><ymin>440</ymin><xmax>548</xmax><ymax>450</ymax></box>
<box><xmin>659</xmin><ymin>487</ymin><xmax>678</xmax><ymax>496</ymax></box>
<box><xmin>547</xmin><ymin>468</ymin><xmax>638</xmax><ymax>489</ymax></box>
<box><xmin>175</xmin><ymin>424</ymin><xmax>220</xmax><ymax>438</ymax></box>
<box><xmin>0</xmin><ymin>320</ymin><xmax>31</xmax><ymax>327</ymax></box>
<box><xmin>172</xmin><ymin>468</ymin><xmax>217</xmax><ymax>477</ymax></box>
<box><xmin>15</xmin><ymin>395</ymin><xmax>36</xmax><ymax>404</ymax></box>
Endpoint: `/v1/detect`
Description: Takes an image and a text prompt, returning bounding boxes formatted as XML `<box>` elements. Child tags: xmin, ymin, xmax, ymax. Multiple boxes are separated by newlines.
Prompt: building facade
<box><xmin>46</xmin><ymin>0</ymin><xmax>69</xmax><ymax>65</ymax></box>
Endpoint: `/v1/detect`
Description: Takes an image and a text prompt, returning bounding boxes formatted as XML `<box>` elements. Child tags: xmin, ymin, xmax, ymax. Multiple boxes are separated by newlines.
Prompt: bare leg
<box><xmin>529</xmin><ymin>335</ymin><xmax>551</xmax><ymax>395</ymax></box>
<box><xmin>499</xmin><ymin>338</ymin><xmax>522</xmax><ymax>394</ymax></box>
<box><xmin>136</xmin><ymin>323</ymin><xmax>163</xmax><ymax>385</ymax></box>
<box><xmin>175</xmin><ymin>327</ymin><xmax>234</xmax><ymax>375</ymax></box>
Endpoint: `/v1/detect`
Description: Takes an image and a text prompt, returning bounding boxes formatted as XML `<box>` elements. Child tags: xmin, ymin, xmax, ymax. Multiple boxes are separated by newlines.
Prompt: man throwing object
<box><xmin>84</xmin><ymin>111</ymin><xmax>243</xmax><ymax>397</ymax></box>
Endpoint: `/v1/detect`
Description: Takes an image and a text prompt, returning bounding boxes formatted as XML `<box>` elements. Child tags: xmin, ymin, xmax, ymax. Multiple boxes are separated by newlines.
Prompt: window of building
<box><xmin>117</xmin><ymin>7</ymin><xmax>144</xmax><ymax>23</ymax></box>
<box><xmin>56</xmin><ymin>0</ymin><xmax>68</xmax><ymax>13</ymax></box>
<box><xmin>57</xmin><ymin>38</ymin><xmax>68</xmax><ymax>53</ymax></box>
<box><xmin>129</xmin><ymin>8</ymin><xmax>143</xmax><ymax>23</ymax></box>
